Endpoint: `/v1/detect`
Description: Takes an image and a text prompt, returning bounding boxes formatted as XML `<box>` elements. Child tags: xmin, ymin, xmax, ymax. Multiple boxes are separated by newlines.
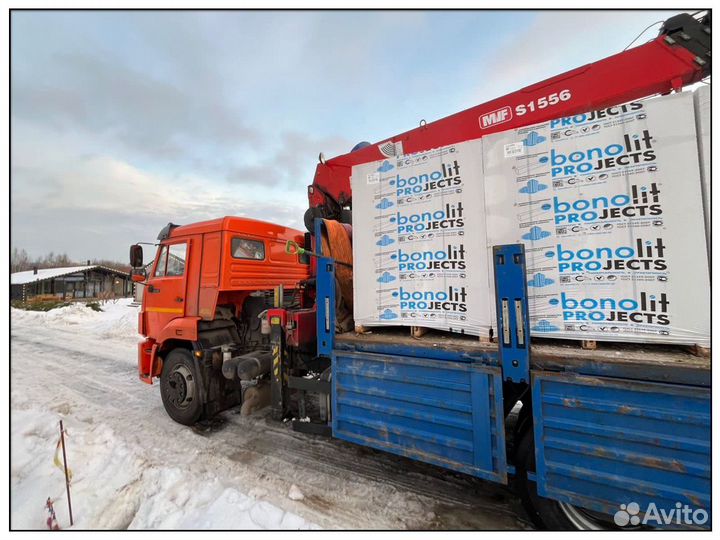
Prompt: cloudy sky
<box><xmin>11</xmin><ymin>9</ymin><xmax>684</xmax><ymax>262</ymax></box>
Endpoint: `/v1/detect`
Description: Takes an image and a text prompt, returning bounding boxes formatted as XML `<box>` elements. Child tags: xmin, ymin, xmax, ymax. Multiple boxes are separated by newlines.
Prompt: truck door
<box><xmin>144</xmin><ymin>240</ymin><xmax>189</xmax><ymax>337</ymax></box>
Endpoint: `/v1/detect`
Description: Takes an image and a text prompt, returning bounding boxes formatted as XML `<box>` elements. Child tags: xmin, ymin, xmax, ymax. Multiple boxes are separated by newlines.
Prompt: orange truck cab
<box><xmin>130</xmin><ymin>216</ymin><xmax>310</xmax><ymax>424</ymax></box>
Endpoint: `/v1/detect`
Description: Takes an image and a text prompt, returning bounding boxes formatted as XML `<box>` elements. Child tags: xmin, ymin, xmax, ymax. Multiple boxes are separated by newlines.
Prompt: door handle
<box><xmin>148</xmin><ymin>285</ymin><xmax>160</xmax><ymax>293</ymax></box>
<box><xmin>175</xmin><ymin>296</ymin><xmax>184</xmax><ymax>303</ymax></box>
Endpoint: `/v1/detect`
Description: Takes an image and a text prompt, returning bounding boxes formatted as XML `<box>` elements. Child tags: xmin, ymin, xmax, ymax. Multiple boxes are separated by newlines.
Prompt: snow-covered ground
<box><xmin>11</xmin><ymin>300</ymin><xmax>531</xmax><ymax>530</ymax></box>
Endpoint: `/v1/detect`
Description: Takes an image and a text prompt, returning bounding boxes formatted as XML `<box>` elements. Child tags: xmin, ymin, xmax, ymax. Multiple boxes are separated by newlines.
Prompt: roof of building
<box><xmin>11</xmin><ymin>265</ymin><xmax>129</xmax><ymax>285</ymax></box>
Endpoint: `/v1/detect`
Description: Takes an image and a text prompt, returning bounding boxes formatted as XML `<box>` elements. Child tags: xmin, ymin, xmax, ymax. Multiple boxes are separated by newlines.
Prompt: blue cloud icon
<box><xmin>549</xmin><ymin>298</ymin><xmax>559</xmax><ymax>305</ymax></box>
<box><xmin>377</xmin><ymin>160</ymin><xmax>394</xmax><ymax>173</ymax></box>
<box><xmin>528</xmin><ymin>273</ymin><xmax>554</xmax><ymax>288</ymax></box>
<box><xmin>377</xmin><ymin>271</ymin><xmax>396</xmax><ymax>283</ymax></box>
<box><xmin>379</xmin><ymin>309</ymin><xmax>399</xmax><ymax>320</ymax></box>
<box><xmin>376</xmin><ymin>235</ymin><xmax>395</xmax><ymax>247</ymax></box>
<box><xmin>539</xmin><ymin>156</ymin><xmax>549</xmax><ymax>164</ymax></box>
<box><xmin>523</xmin><ymin>131</ymin><xmax>546</xmax><ymax>147</ymax></box>
<box><xmin>522</xmin><ymin>226</ymin><xmax>551</xmax><ymax>241</ymax></box>
<box><xmin>519</xmin><ymin>179</ymin><xmax>548</xmax><ymax>194</ymax></box>
<box><xmin>532</xmin><ymin>319</ymin><xmax>560</xmax><ymax>332</ymax></box>
<box><xmin>541</xmin><ymin>203</ymin><xmax>551</xmax><ymax>211</ymax></box>
<box><xmin>375</xmin><ymin>197</ymin><xmax>394</xmax><ymax>210</ymax></box>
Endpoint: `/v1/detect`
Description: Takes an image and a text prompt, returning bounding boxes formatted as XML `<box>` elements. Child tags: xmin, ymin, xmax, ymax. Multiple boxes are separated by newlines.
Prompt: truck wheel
<box><xmin>515</xmin><ymin>429</ymin><xmax>619</xmax><ymax>530</ymax></box>
<box><xmin>160</xmin><ymin>349</ymin><xmax>203</xmax><ymax>426</ymax></box>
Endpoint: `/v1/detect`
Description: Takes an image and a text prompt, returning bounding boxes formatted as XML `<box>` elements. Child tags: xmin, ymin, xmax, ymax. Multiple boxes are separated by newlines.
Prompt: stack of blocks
<box><xmin>352</xmin><ymin>91</ymin><xmax>710</xmax><ymax>347</ymax></box>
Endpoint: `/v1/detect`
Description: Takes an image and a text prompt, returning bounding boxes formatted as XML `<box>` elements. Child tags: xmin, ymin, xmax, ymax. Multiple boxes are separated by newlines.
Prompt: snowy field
<box><xmin>10</xmin><ymin>300</ymin><xmax>532</xmax><ymax>530</ymax></box>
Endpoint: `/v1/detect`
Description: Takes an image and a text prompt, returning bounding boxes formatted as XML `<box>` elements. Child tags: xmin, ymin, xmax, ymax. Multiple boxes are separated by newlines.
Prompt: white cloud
<box><xmin>11</xmin><ymin>120</ymin><xmax>309</xmax><ymax>260</ymax></box>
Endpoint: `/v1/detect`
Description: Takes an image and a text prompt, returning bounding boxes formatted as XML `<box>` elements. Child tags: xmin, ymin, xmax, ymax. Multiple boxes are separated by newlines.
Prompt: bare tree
<box><xmin>11</xmin><ymin>247</ymin><xmax>31</xmax><ymax>273</ymax></box>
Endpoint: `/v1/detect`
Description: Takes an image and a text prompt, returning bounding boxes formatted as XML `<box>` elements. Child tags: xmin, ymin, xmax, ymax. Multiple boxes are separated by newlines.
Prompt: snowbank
<box><xmin>11</xmin><ymin>407</ymin><xmax>317</xmax><ymax>530</ymax></box>
<box><xmin>11</xmin><ymin>300</ymin><xmax>319</xmax><ymax>530</ymax></box>
<box><xmin>11</xmin><ymin>299</ymin><xmax>140</xmax><ymax>342</ymax></box>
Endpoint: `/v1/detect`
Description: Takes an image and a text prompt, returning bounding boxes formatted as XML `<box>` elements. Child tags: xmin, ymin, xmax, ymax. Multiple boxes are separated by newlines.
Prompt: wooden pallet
<box><xmin>354</xmin><ymin>324</ymin><xmax>492</xmax><ymax>343</ymax></box>
<box><xmin>353</xmin><ymin>326</ymin><xmax>709</xmax><ymax>356</ymax></box>
<box><xmin>685</xmin><ymin>344</ymin><xmax>711</xmax><ymax>358</ymax></box>
<box><xmin>528</xmin><ymin>337</ymin><xmax>598</xmax><ymax>351</ymax></box>
<box><xmin>531</xmin><ymin>336</ymin><xmax>712</xmax><ymax>359</ymax></box>
<box><xmin>411</xmin><ymin>326</ymin><xmax>429</xmax><ymax>339</ymax></box>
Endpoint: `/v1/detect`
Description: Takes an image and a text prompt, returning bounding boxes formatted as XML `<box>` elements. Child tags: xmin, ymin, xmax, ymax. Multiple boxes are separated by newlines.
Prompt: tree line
<box><xmin>11</xmin><ymin>248</ymin><xmax>131</xmax><ymax>274</ymax></box>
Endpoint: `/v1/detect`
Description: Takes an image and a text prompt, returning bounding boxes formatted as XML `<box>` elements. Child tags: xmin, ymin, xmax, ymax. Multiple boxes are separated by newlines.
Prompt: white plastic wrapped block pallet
<box><xmin>351</xmin><ymin>139</ymin><xmax>494</xmax><ymax>338</ymax></box>
<box><xmin>483</xmin><ymin>91</ymin><xmax>710</xmax><ymax>346</ymax></box>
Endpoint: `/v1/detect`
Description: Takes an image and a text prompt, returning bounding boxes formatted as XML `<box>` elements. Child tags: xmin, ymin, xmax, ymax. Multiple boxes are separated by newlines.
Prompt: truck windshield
<box><xmin>232</xmin><ymin>237</ymin><xmax>265</xmax><ymax>260</ymax></box>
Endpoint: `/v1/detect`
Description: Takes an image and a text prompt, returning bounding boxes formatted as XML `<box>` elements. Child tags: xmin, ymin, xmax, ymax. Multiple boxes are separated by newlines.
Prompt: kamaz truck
<box><xmin>129</xmin><ymin>12</ymin><xmax>711</xmax><ymax>530</ymax></box>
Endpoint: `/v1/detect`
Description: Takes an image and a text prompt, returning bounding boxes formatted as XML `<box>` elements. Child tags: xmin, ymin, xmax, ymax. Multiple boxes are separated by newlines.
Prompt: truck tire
<box><xmin>515</xmin><ymin>429</ymin><xmax>620</xmax><ymax>530</ymax></box>
<box><xmin>160</xmin><ymin>349</ymin><xmax>203</xmax><ymax>426</ymax></box>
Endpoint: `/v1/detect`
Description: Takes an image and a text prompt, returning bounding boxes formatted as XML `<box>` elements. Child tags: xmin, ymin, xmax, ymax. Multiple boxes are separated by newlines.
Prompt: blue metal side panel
<box><xmin>532</xmin><ymin>371</ymin><xmax>711</xmax><ymax>529</ymax></box>
<box><xmin>332</xmin><ymin>350</ymin><xmax>507</xmax><ymax>483</ymax></box>
<box><xmin>316</xmin><ymin>256</ymin><xmax>335</xmax><ymax>357</ymax></box>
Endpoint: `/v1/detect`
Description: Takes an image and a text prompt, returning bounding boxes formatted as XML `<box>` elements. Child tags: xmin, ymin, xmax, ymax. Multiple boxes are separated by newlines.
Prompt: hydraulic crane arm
<box><xmin>305</xmin><ymin>11</ymin><xmax>710</xmax><ymax>229</ymax></box>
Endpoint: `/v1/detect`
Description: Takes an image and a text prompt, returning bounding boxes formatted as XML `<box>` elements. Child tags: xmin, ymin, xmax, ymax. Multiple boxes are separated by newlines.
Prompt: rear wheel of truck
<box><xmin>515</xmin><ymin>429</ymin><xmax>620</xmax><ymax>530</ymax></box>
<box><xmin>160</xmin><ymin>348</ymin><xmax>203</xmax><ymax>426</ymax></box>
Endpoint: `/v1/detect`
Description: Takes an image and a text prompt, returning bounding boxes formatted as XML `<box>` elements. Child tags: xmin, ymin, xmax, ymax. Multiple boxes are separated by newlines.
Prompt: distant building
<box><xmin>11</xmin><ymin>265</ymin><xmax>131</xmax><ymax>302</ymax></box>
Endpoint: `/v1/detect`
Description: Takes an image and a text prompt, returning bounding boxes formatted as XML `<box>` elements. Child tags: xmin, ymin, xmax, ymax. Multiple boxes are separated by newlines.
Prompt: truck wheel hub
<box><xmin>167</xmin><ymin>365</ymin><xmax>195</xmax><ymax>409</ymax></box>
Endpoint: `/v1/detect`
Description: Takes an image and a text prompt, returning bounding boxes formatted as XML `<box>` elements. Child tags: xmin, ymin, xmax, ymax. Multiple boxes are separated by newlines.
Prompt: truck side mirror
<box><xmin>131</xmin><ymin>268</ymin><xmax>146</xmax><ymax>283</ymax></box>
<box><xmin>130</xmin><ymin>244</ymin><xmax>144</xmax><ymax>268</ymax></box>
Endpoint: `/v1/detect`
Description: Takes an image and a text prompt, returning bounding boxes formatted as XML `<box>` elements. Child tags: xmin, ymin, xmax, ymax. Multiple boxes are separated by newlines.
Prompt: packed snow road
<box><xmin>10</xmin><ymin>300</ymin><xmax>532</xmax><ymax>530</ymax></box>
